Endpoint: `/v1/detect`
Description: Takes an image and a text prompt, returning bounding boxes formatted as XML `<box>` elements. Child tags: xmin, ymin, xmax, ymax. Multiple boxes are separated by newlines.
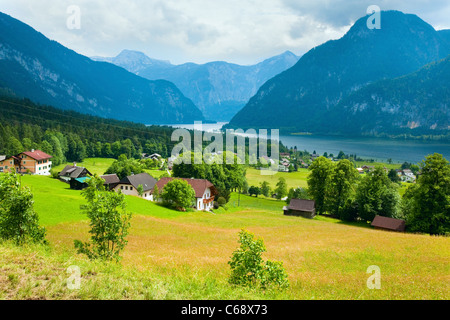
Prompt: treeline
<box><xmin>0</xmin><ymin>96</ymin><xmax>178</xmax><ymax>164</ymax></box>
<box><xmin>0</xmin><ymin>95</ymin><xmax>289</xmax><ymax>167</ymax></box>
<box><xmin>307</xmin><ymin>154</ymin><xmax>450</xmax><ymax>235</ymax></box>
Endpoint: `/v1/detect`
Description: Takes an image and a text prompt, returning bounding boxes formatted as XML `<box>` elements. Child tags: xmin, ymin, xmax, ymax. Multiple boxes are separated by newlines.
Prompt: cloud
<box><xmin>0</xmin><ymin>0</ymin><xmax>448</xmax><ymax>65</ymax></box>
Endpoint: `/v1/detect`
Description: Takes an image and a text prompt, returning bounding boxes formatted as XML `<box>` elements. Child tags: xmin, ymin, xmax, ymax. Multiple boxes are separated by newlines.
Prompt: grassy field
<box><xmin>246</xmin><ymin>168</ymin><xmax>309</xmax><ymax>190</ymax></box>
<box><xmin>52</xmin><ymin>158</ymin><xmax>116</xmax><ymax>176</ymax></box>
<box><xmin>1</xmin><ymin>174</ymin><xmax>447</xmax><ymax>300</ymax></box>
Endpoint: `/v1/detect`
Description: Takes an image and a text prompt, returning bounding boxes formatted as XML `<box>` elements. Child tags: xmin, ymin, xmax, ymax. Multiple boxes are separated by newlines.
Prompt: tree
<box><xmin>388</xmin><ymin>169</ymin><xmax>400</xmax><ymax>183</ymax></box>
<box><xmin>355</xmin><ymin>166</ymin><xmax>400</xmax><ymax>222</ymax></box>
<box><xmin>403</xmin><ymin>154</ymin><xmax>450</xmax><ymax>235</ymax></box>
<box><xmin>326</xmin><ymin>159</ymin><xmax>359</xmax><ymax>218</ymax></box>
<box><xmin>287</xmin><ymin>187</ymin><xmax>309</xmax><ymax>204</ymax></box>
<box><xmin>0</xmin><ymin>173</ymin><xmax>47</xmax><ymax>244</ymax></box>
<box><xmin>307</xmin><ymin>156</ymin><xmax>334</xmax><ymax>214</ymax></box>
<box><xmin>260</xmin><ymin>181</ymin><xmax>271</xmax><ymax>197</ymax></box>
<box><xmin>105</xmin><ymin>157</ymin><xmax>145</xmax><ymax>180</ymax></box>
<box><xmin>74</xmin><ymin>176</ymin><xmax>132</xmax><ymax>261</ymax></box>
<box><xmin>274</xmin><ymin>177</ymin><xmax>288</xmax><ymax>200</ymax></box>
<box><xmin>136</xmin><ymin>184</ymin><xmax>144</xmax><ymax>197</ymax></box>
<box><xmin>228</xmin><ymin>229</ymin><xmax>289</xmax><ymax>289</ymax></box>
<box><xmin>160</xmin><ymin>179</ymin><xmax>196</xmax><ymax>211</ymax></box>
<box><xmin>248</xmin><ymin>186</ymin><xmax>261</xmax><ymax>197</ymax></box>
<box><xmin>153</xmin><ymin>185</ymin><xmax>160</xmax><ymax>201</ymax></box>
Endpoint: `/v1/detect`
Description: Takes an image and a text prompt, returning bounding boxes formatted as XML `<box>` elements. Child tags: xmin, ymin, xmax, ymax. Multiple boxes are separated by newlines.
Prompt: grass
<box><xmin>52</xmin><ymin>158</ymin><xmax>116</xmax><ymax>176</ymax></box>
<box><xmin>4</xmin><ymin>175</ymin><xmax>447</xmax><ymax>300</ymax></box>
<box><xmin>246</xmin><ymin>168</ymin><xmax>309</xmax><ymax>190</ymax></box>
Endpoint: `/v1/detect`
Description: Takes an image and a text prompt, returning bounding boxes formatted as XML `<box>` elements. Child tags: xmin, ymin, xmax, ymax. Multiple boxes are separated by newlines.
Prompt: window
<box><xmin>121</xmin><ymin>186</ymin><xmax>124</xmax><ymax>190</ymax></box>
<box><xmin>130</xmin><ymin>187</ymin><xmax>133</xmax><ymax>191</ymax></box>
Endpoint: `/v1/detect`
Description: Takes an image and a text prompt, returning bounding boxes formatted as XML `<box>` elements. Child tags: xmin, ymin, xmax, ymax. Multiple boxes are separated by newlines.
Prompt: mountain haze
<box><xmin>227</xmin><ymin>11</ymin><xmax>450</xmax><ymax>137</ymax></box>
<box><xmin>0</xmin><ymin>12</ymin><xmax>204</xmax><ymax>125</ymax></box>
<box><xmin>93</xmin><ymin>50</ymin><xmax>300</xmax><ymax>121</ymax></box>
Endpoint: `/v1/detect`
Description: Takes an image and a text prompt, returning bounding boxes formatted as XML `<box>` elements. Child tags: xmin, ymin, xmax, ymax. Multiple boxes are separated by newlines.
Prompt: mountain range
<box><xmin>227</xmin><ymin>11</ymin><xmax>450</xmax><ymax>137</ymax></box>
<box><xmin>92</xmin><ymin>50</ymin><xmax>300</xmax><ymax>121</ymax></box>
<box><xmin>0</xmin><ymin>12</ymin><xmax>204</xmax><ymax>125</ymax></box>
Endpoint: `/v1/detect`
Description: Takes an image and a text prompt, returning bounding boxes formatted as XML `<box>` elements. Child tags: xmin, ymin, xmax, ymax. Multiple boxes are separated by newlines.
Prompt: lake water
<box><xmin>161</xmin><ymin>123</ymin><xmax>450</xmax><ymax>164</ymax></box>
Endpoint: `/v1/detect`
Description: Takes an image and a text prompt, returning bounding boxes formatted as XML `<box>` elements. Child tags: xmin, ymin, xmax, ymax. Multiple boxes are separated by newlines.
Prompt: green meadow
<box><xmin>1</xmin><ymin>171</ymin><xmax>448</xmax><ymax>300</ymax></box>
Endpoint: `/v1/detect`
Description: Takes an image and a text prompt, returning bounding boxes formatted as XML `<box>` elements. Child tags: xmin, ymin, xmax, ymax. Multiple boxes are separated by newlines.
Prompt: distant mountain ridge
<box><xmin>0</xmin><ymin>12</ymin><xmax>204</xmax><ymax>125</ymax></box>
<box><xmin>329</xmin><ymin>55</ymin><xmax>450</xmax><ymax>136</ymax></box>
<box><xmin>93</xmin><ymin>50</ymin><xmax>300</xmax><ymax>121</ymax></box>
<box><xmin>227</xmin><ymin>11</ymin><xmax>450</xmax><ymax>137</ymax></box>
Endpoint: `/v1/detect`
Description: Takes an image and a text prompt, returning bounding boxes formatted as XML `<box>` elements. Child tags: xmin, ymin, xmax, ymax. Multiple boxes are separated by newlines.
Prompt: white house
<box><xmin>401</xmin><ymin>169</ymin><xmax>416</xmax><ymax>182</ymax></box>
<box><xmin>114</xmin><ymin>173</ymin><xmax>157</xmax><ymax>201</ymax></box>
<box><xmin>154</xmin><ymin>177</ymin><xmax>217</xmax><ymax>211</ymax></box>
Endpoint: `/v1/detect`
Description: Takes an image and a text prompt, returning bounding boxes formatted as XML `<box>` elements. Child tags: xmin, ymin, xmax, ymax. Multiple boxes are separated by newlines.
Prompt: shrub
<box><xmin>228</xmin><ymin>229</ymin><xmax>289</xmax><ymax>290</ymax></box>
<box><xmin>0</xmin><ymin>173</ymin><xmax>47</xmax><ymax>245</ymax></box>
<box><xmin>217</xmin><ymin>197</ymin><xmax>227</xmax><ymax>207</ymax></box>
<box><xmin>74</xmin><ymin>175</ymin><xmax>132</xmax><ymax>261</ymax></box>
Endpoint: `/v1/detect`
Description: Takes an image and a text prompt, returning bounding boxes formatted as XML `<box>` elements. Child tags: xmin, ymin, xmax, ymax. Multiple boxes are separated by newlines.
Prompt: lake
<box><xmin>161</xmin><ymin>123</ymin><xmax>450</xmax><ymax>164</ymax></box>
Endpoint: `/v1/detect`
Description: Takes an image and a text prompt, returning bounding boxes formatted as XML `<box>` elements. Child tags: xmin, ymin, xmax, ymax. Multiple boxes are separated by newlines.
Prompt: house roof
<box><xmin>101</xmin><ymin>174</ymin><xmax>120</xmax><ymax>185</ymax></box>
<box><xmin>59</xmin><ymin>165</ymin><xmax>92</xmax><ymax>178</ymax></box>
<box><xmin>119</xmin><ymin>173</ymin><xmax>157</xmax><ymax>192</ymax></box>
<box><xmin>21</xmin><ymin>150</ymin><xmax>52</xmax><ymax>161</ymax></box>
<box><xmin>287</xmin><ymin>199</ymin><xmax>316</xmax><ymax>212</ymax></box>
<box><xmin>0</xmin><ymin>155</ymin><xmax>5</xmax><ymax>161</ymax></box>
<box><xmin>155</xmin><ymin>177</ymin><xmax>216</xmax><ymax>198</ymax></box>
<box><xmin>371</xmin><ymin>215</ymin><xmax>406</xmax><ymax>232</ymax></box>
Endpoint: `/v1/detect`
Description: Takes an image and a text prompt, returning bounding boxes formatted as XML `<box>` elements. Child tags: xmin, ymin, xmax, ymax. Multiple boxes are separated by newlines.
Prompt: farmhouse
<box><xmin>371</xmin><ymin>215</ymin><xmax>406</xmax><ymax>232</ymax></box>
<box><xmin>0</xmin><ymin>150</ymin><xmax>52</xmax><ymax>175</ymax></box>
<box><xmin>114</xmin><ymin>172</ymin><xmax>157</xmax><ymax>201</ymax></box>
<box><xmin>401</xmin><ymin>169</ymin><xmax>416</xmax><ymax>183</ymax></box>
<box><xmin>101</xmin><ymin>174</ymin><xmax>120</xmax><ymax>190</ymax></box>
<box><xmin>283</xmin><ymin>199</ymin><xmax>316</xmax><ymax>219</ymax></box>
<box><xmin>155</xmin><ymin>177</ymin><xmax>217</xmax><ymax>211</ymax></box>
<box><xmin>59</xmin><ymin>164</ymin><xmax>92</xmax><ymax>183</ymax></box>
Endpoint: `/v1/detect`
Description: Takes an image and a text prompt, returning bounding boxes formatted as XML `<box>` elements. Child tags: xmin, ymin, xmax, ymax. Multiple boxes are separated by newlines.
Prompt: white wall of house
<box><xmin>115</xmin><ymin>184</ymin><xmax>153</xmax><ymax>201</ymax></box>
<box><xmin>196</xmin><ymin>187</ymin><xmax>214</xmax><ymax>211</ymax></box>
<box><xmin>35</xmin><ymin>160</ymin><xmax>52</xmax><ymax>175</ymax></box>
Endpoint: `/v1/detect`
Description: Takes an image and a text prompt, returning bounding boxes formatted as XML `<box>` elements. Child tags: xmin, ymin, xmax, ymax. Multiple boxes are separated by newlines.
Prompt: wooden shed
<box><xmin>371</xmin><ymin>215</ymin><xmax>406</xmax><ymax>232</ymax></box>
<box><xmin>283</xmin><ymin>199</ymin><xmax>316</xmax><ymax>219</ymax></box>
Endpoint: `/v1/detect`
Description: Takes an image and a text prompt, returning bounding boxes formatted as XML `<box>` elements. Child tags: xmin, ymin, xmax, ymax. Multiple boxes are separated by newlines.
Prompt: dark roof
<box><xmin>287</xmin><ymin>199</ymin><xmax>315</xmax><ymax>212</ymax></box>
<box><xmin>371</xmin><ymin>216</ymin><xmax>406</xmax><ymax>232</ymax></box>
<box><xmin>155</xmin><ymin>177</ymin><xmax>216</xmax><ymax>198</ymax></box>
<box><xmin>119</xmin><ymin>173</ymin><xmax>157</xmax><ymax>192</ymax></box>
<box><xmin>59</xmin><ymin>165</ymin><xmax>92</xmax><ymax>178</ymax></box>
<box><xmin>21</xmin><ymin>150</ymin><xmax>52</xmax><ymax>160</ymax></box>
<box><xmin>101</xmin><ymin>174</ymin><xmax>120</xmax><ymax>185</ymax></box>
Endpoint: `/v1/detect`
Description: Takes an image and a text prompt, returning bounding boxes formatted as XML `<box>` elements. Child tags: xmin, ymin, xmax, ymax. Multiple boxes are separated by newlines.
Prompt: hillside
<box><xmin>227</xmin><ymin>11</ymin><xmax>450</xmax><ymax>136</ymax></box>
<box><xmin>93</xmin><ymin>50</ymin><xmax>300</xmax><ymax>121</ymax></box>
<box><xmin>0</xmin><ymin>12</ymin><xmax>204</xmax><ymax>125</ymax></box>
<box><xmin>326</xmin><ymin>55</ymin><xmax>450</xmax><ymax>136</ymax></box>
<box><xmin>0</xmin><ymin>174</ymin><xmax>448</xmax><ymax>300</ymax></box>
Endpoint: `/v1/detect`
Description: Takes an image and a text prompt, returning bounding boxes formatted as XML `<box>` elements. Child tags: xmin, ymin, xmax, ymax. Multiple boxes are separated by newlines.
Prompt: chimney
<box><xmin>31</xmin><ymin>149</ymin><xmax>35</xmax><ymax>153</ymax></box>
<box><xmin>73</xmin><ymin>162</ymin><xmax>77</xmax><ymax>167</ymax></box>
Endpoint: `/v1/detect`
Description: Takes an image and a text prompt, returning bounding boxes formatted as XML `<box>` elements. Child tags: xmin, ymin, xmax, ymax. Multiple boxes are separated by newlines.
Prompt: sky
<box><xmin>1</xmin><ymin>0</ymin><xmax>449</xmax><ymax>65</ymax></box>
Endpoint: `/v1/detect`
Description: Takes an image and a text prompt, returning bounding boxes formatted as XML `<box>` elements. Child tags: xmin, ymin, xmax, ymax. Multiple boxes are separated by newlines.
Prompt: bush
<box><xmin>0</xmin><ymin>173</ymin><xmax>47</xmax><ymax>245</ymax></box>
<box><xmin>74</xmin><ymin>176</ymin><xmax>132</xmax><ymax>261</ymax></box>
<box><xmin>228</xmin><ymin>229</ymin><xmax>289</xmax><ymax>290</ymax></box>
<box><xmin>217</xmin><ymin>197</ymin><xmax>227</xmax><ymax>207</ymax></box>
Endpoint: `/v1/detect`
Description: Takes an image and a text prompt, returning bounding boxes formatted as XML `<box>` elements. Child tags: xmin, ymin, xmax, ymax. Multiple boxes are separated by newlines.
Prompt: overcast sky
<box><xmin>1</xmin><ymin>0</ymin><xmax>449</xmax><ymax>65</ymax></box>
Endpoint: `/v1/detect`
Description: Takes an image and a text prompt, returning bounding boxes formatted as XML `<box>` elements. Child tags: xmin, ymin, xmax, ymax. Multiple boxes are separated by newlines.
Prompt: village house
<box><xmin>114</xmin><ymin>172</ymin><xmax>157</xmax><ymax>201</ymax></box>
<box><xmin>401</xmin><ymin>169</ymin><xmax>416</xmax><ymax>183</ymax></box>
<box><xmin>283</xmin><ymin>199</ymin><xmax>316</xmax><ymax>219</ymax></box>
<box><xmin>371</xmin><ymin>215</ymin><xmax>406</xmax><ymax>232</ymax></box>
<box><xmin>101</xmin><ymin>174</ymin><xmax>120</xmax><ymax>190</ymax></box>
<box><xmin>155</xmin><ymin>177</ymin><xmax>217</xmax><ymax>211</ymax></box>
<box><xmin>59</xmin><ymin>164</ymin><xmax>92</xmax><ymax>183</ymax></box>
<box><xmin>0</xmin><ymin>150</ymin><xmax>52</xmax><ymax>175</ymax></box>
